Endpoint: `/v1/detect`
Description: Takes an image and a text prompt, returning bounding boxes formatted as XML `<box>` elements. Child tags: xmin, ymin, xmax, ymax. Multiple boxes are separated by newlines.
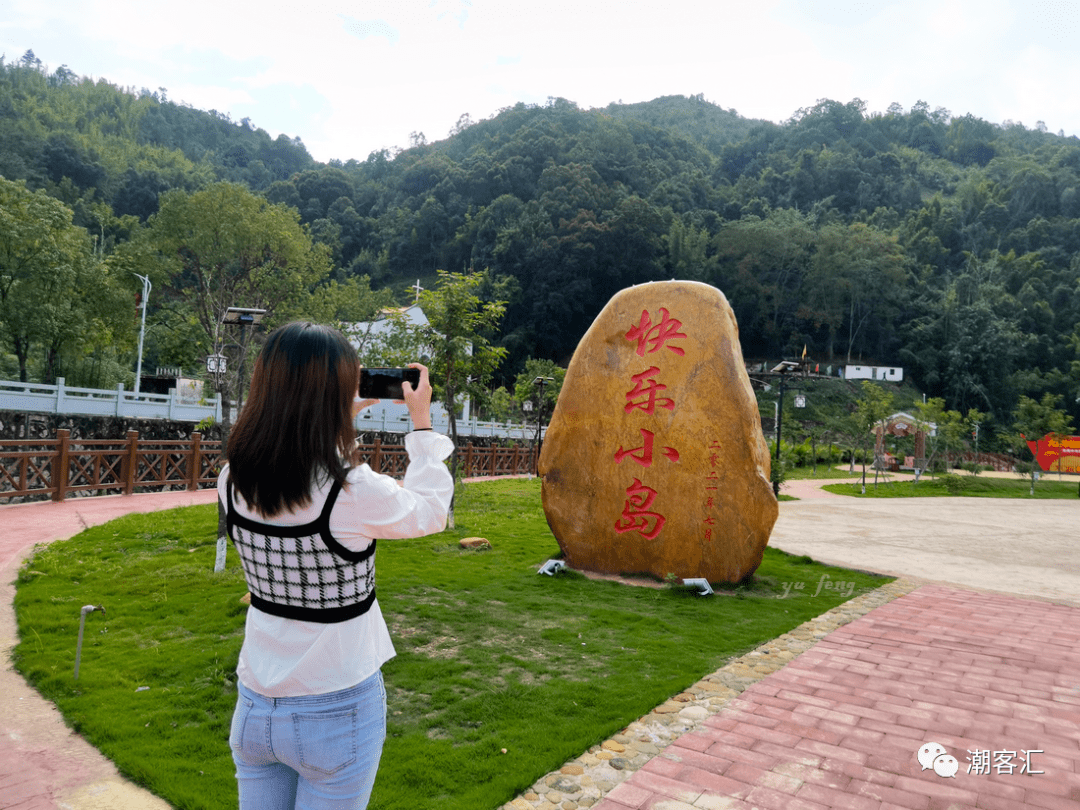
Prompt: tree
<box><xmin>1010</xmin><ymin>393</ymin><xmax>1074</xmax><ymax>494</ymax></box>
<box><xmin>0</xmin><ymin>178</ymin><xmax>111</xmax><ymax>382</ymax></box>
<box><xmin>937</xmin><ymin>409</ymin><xmax>965</xmax><ymax>472</ymax></box>
<box><xmin>482</xmin><ymin>386</ymin><xmax>517</xmax><ymax>423</ymax></box>
<box><xmin>513</xmin><ymin>357</ymin><xmax>566</xmax><ymax>446</ymax></box>
<box><xmin>965</xmin><ymin>408</ymin><xmax>989</xmax><ymax>473</ymax></box>
<box><xmin>802</xmin><ymin>222</ymin><xmax>908</xmax><ymax>362</ymax></box>
<box><xmin>141</xmin><ymin>182</ymin><xmax>333</xmax><ymax>425</ymax></box>
<box><xmin>367</xmin><ymin>270</ymin><xmax>507</xmax><ymax>527</ymax></box>
<box><xmin>914</xmin><ymin>398</ymin><xmax>944</xmax><ymax>476</ymax></box>
<box><xmin>665</xmin><ymin>218</ymin><xmax>713</xmax><ymax>280</ymax></box>
<box><xmin>512</xmin><ymin>357</ymin><xmax>566</xmax><ymax>409</ymax></box>
<box><xmin>827</xmin><ymin>408</ymin><xmax>863</xmax><ymax>475</ymax></box>
<box><xmin>803</xmin><ymin>422</ymin><xmax>832</xmax><ymax>476</ymax></box>
<box><xmin>413</xmin><ymin>270</ymin><xmax>507</xmax><ymax>454</ymax></box>
<box><xmin>854</xmin><ymin>381</ymin><xmax>894</xmax><ymax>492</ymax></box>
<box><xmin>710</xmin><ymin>209</ymin><xmax>814</xmax><ymax>357</ymax></box>
<box><xmin>285</xmin><ymin>275</ymin><xmax>395</xmax><ymax>340</ymax></box>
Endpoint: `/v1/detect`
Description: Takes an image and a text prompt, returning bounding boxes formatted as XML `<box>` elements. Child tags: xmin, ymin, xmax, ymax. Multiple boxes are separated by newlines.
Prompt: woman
<box><xmin>218</xmin><ymin>321</ymin><xmax>454</xmax><ymax>810</ymax></box>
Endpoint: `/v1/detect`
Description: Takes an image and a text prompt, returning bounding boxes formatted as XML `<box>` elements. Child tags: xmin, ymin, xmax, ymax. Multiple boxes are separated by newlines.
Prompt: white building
<box><xmin>346</xmin><ymin>304</ymin><xmax>467</xmax><ymax>429</ymax></box>
<box><xmin>842</xmin><ymin>364</ymin><xmax>903</xmax><ymax>382</ymax></box>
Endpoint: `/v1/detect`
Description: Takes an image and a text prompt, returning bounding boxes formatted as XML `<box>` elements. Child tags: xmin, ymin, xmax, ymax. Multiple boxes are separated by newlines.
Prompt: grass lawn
<box><xmin>785</xmin><ymin>464</ymin><xmax>861</xmax><ymax>480</ymax></box>
<box><xmin>822</xmin><ymin>473</ymin><xmax>1080</xmax><ymax>498</ymax></box>
<box><xmin>14</xmin><ymin>478</ymin><xmax>893</xmax><ymax>810</ymax></box>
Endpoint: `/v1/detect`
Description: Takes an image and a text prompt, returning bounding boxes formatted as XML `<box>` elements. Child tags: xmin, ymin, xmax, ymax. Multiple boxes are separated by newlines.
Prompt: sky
<box><xmin>3</xmin><ymin>0</ymin><xmax>1078</xmax><ymax>164</ymax></box>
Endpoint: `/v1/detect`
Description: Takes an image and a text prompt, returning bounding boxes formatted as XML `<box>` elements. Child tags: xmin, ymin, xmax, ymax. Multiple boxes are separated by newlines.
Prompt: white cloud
<box><xmin>341</xmin><ymin>18</ymin><xmax>400</xmax><ymax>43</ymax></box>
<box><xmin>2</xmin><ymin>0</ymin><xmax>1078</xmax><ymax>162</ymax></box>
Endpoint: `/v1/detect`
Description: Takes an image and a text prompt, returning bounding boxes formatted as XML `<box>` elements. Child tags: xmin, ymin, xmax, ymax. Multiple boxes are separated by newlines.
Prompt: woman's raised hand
<box><xmin>400</xmin><ymin>363</ymin><xmax>433</xmax><ymax>430</ymax></box>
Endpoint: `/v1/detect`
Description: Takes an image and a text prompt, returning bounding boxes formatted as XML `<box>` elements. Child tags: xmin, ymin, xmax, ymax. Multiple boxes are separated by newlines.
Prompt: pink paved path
<box><xmin>597</xmin><ymin>585</ymin><xmax>1080</xmax><ymax>810</ymax></box>
<box><xmin>1</xmin><ymin>491</ymin><xmax>217</xmax><ymax>810</ymax></box>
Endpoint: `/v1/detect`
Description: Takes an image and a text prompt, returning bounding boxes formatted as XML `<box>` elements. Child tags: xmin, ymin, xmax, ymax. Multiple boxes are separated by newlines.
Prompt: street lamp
<box><xmin>222</xmin><ymin>307</ymin><xmax>266</xmax><ymax>326</ymax></box>
<box><xmin>532</xmin><ymin>376</ymin><xmax>555</xmax><ymax>472</ymax></box>
<box><xmin>532</xmin><ymin>376</ymin><xmax>554</xmax><ymax>438</ymax></box>
<box><xmin>132</xmin><ymin>273</ymin><xmax>151</xmax><ymax>396</ymax></box>
<box><xmin>522</xmin><ymin>400</ymin><xmax>534</xmax><ymax>475</ymax></box>
<box><xmin>217</xmin><ymin>307</ymin><xmax>266</xmax><ymax>416</ymax></box>
<box><xmin>770</xmin><ymin>361</ymin><xmax>798</xmax><ymax>496</ymax></box>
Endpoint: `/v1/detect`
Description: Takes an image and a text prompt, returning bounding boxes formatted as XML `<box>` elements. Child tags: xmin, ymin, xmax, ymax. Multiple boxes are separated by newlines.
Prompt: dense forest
<box><xmin>2</xmin><ymin>50</ymin><xmax>1079</xmax><ymax>447</ymax></box>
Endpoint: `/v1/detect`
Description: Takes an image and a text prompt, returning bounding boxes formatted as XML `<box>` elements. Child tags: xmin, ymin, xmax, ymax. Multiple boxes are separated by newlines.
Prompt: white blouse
<box><xmin>217</xmin><ymin>430</ymin><xmax>455</xmax><ymax>697</ymax></box>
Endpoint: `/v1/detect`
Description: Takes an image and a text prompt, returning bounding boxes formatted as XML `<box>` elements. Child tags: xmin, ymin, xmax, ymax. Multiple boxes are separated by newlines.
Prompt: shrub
<box><xmin>938</xmin><ymin>473</ymin><xmax>965</xmax><ymax>494</ymax></box>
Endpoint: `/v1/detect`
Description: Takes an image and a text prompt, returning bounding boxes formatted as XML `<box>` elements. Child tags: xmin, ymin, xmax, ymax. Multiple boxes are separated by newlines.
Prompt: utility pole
<box><xmin>132</xmin><ymin>273</ymin><xmax>151</xmax><ymax>395</ymax></box>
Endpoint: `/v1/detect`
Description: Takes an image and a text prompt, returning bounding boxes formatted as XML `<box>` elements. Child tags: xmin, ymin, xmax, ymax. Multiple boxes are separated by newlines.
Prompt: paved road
<box><xmin>775</xmin><ymin>477</ymin><xmax>1080</xmax><ymax>607</ymax></box>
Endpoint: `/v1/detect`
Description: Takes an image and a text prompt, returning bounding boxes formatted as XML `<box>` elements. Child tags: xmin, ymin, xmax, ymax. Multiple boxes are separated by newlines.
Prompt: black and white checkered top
<box><xmin>226</xmin><ymin>480</ymin><xmax>377</xmax><ymax>623</ymax></box>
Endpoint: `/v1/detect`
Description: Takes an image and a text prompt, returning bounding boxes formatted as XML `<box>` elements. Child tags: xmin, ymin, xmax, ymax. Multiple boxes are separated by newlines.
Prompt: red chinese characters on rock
<box><xmin>614</xmin><ymin>308</ymin><xmax>687</xmax><ymax>540</ymax></box>
<box><xmin>614</xmin><ymin>478</ymin><xmax>666</xmax><ymax>540</ymax></box>
<box><xmin>614</xmin><ymin>429</ymin><xmax>680</xmax><ymax>467</ymax></box>
<box><xmin>625</xmin><ymin>308</ymin><xmax>687</xmax><ymax>357</ymax></box>
<box><xmin>624</xmin><ymin>367</ymin><xmax>675</xmax><ymax>414</ymax></box>
<box><xmin>703</xmin><ymin>440</ymin><xmax>722</xmax><ymax>541</ymax></box>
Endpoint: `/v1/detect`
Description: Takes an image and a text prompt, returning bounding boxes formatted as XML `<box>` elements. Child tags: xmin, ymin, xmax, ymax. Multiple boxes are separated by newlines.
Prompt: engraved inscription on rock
<box><xmin>539</xmin><ymin>281</ymin><xmax>777</xmax><ymax>583</ymax></box>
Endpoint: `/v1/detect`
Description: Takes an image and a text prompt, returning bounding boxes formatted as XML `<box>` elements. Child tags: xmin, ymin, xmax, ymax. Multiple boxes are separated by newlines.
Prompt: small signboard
<box><xmin>206</xmin><ymin>354</ymin><xmax>227</xmax><ymax>374</ymax></box>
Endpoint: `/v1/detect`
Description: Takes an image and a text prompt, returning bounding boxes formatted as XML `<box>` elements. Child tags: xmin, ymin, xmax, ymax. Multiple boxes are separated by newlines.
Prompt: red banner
<box><xmin>1026</xmin><ymin>434</ymin><xmax>1080</xmax><ymax>472</ymax></box>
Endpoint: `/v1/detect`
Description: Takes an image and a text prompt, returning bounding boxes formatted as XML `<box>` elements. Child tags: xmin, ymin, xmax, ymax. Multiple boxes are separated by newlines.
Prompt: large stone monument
<box><xmin>539</xmin><ymin>281</ymin><xmax>777</xmax><ymax>583</ymax></box>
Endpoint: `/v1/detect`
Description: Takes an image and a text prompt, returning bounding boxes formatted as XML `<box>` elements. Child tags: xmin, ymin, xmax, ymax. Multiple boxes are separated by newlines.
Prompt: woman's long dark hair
<box><xmin>227</xmin><ymin>322</ymin><xmax>359</xmax><ymax>516</ymax></box>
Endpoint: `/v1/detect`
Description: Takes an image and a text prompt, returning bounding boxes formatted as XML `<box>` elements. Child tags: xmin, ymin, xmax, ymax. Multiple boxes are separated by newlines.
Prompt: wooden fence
<box><xmin>0</xmin><ymin>431</ymin><xmax>538</xmax><ymax>503</ymax></box>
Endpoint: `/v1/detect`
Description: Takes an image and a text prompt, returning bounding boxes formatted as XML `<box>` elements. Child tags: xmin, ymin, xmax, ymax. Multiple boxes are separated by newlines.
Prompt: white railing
<box><xmin>0</xmin><ymin>378</ymin><xmax>223</xmax><ymax>422</ymax></box>
<box><xmin>0</xmin><ymin>378</ymin><xmax>544</xmax><ymax>439</ymax></box>
<box><xmin>354</xmin><ymin>408</ymin><xmax>543</xmax><ymax>440</ymax></box>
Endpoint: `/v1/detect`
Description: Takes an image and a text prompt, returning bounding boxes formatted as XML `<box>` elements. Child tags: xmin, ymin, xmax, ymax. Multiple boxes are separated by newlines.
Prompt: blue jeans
<box><xmin>230</xmin><ymin>671</ymin><xmax>386</xmax><ymax>810</ymax></box>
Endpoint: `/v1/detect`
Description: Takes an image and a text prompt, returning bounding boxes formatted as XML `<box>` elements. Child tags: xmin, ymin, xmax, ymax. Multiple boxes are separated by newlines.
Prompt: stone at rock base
<box><xmin>539</xmin><ymin>280</ymin><xmax>777</xmax><ymax>583</ymax></box>
<box><xmin>459</xmin><ymin>537</ymin><xmax>491</xmax><ymax>550</ymax></box>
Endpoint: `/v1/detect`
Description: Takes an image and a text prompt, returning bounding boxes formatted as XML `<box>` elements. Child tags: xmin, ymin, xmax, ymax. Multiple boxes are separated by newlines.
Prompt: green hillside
<box><xmin>1</xmin><ymin>51</ymin><xmax>1079</xmax><ymax>450</ymax></box>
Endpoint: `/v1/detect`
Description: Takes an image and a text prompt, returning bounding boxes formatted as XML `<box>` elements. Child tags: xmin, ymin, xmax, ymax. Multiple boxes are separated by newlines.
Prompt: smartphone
<box><xmin>359</xmin><ymin>367</ymin><xmax>421</xmax><ymax>400</ymax></box>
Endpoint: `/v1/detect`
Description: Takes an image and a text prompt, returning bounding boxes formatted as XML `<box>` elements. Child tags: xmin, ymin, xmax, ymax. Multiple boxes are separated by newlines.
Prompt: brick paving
<box><xmin>0</xmin><ymin>491</ymin><xmax>216</xmax><ymax>810</ymax></box>
<box><xmin>593</xmin><ymin>584</ymin><xmax>1080</xmax><ymax>810</ymax></box>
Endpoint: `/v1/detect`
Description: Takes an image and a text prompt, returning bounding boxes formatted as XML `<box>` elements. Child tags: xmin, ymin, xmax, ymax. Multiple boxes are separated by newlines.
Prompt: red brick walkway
<box><xmin>0</xmin><ymin>491</ymin><xmax>216</xmax><ymax>810</ymax></box>
<box><xmin>598</xmin><ymin>585</ymin><xmax>1080</xmax><ymax>809</ymax></box>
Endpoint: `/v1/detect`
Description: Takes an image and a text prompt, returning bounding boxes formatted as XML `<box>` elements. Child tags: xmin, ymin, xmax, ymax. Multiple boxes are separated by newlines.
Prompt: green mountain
<box><xmin>2</xmin><ymin>51</ymin><xmax>1079</xmax><ymax>438</ymax></box>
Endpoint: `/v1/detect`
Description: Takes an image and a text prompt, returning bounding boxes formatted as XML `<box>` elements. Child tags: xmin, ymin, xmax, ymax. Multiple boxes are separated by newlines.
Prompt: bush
<box><xmin>792</xmin><ymin>438</ymin><xmax>812</xmax><ymax>467</ymax></box>
<box><xmin>938</xmin><ymin>473</ymin><xmax>966</xmax><ymax>494</ymax></box>
<box><xmin>770</xmin><ymin>458</ymin><xmax>790</xmax><ymax>489</ymax></box>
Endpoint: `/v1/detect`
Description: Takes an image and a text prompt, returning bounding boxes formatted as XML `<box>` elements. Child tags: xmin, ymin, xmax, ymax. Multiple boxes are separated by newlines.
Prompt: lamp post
<box><xmin>132</xmin><ymin>273</ymin><xmax>151</xmax><ymax>396</ymax></box>
<box><xmin>522</xmin><ymin>400</ymin><xmax>534</xmax><ymax>476</ymax></box>
<box><xmin>770</xmin><ymin>361</ymin><xmax>798</xmax><ymax>496</ymax></box>
<box><xmin>216</xmin><ymin>307</ymin><xmax>266</xmax><ymax>423</ymax></box>
<box><xmin>212</xmin><ymin>307</ymin><xmax>266</xmax><ymax>575</ymax></box>
<box><xmin>532</xmin><ymin>376</ymin><xmax>555</xmax><ymax>473</ymax></box>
